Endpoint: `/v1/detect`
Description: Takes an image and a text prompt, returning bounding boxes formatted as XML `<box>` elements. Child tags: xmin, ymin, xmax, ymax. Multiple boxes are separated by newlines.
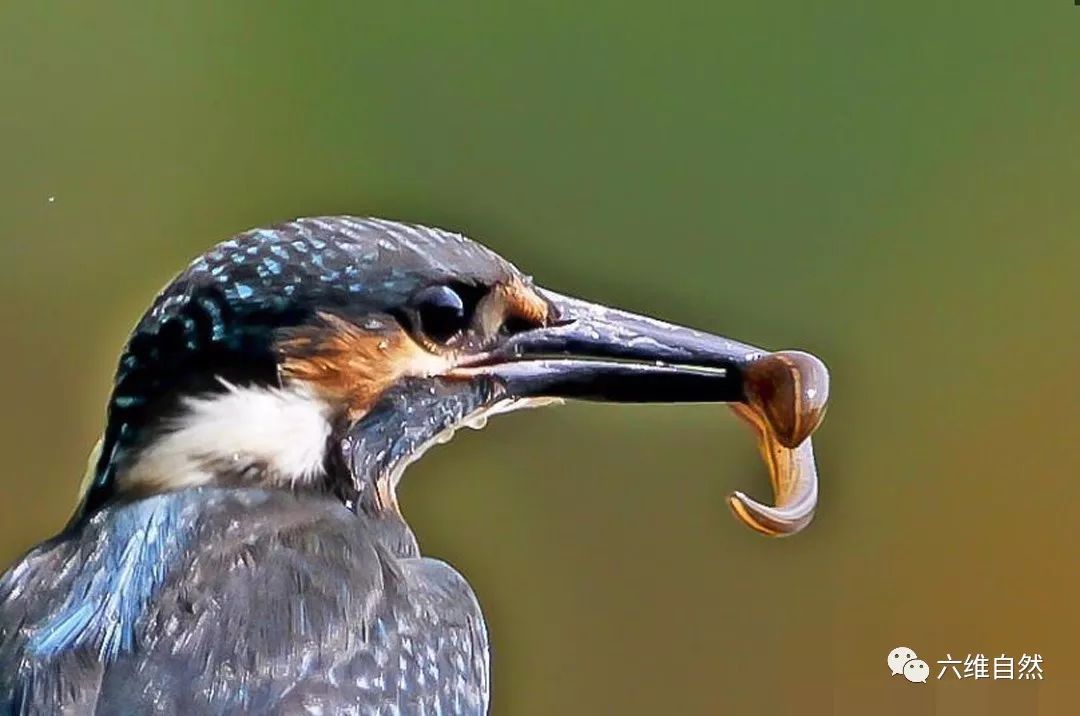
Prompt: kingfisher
<box><xmin>0</xmin><ymin>217</ymin><xmax>828</xmax><ymax>715</ymax></box>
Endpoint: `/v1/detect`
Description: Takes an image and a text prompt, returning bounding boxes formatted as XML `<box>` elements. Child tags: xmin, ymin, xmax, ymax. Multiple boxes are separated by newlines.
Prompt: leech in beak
<box><xmin>449</xmin><ymin>291</ymin><xmax>831</xmax><ymax>536</ymax></box>
<box><xmin>728</xmin><ymin>351</ymin><xmax>828</xmax><ymax>536</ymax></box>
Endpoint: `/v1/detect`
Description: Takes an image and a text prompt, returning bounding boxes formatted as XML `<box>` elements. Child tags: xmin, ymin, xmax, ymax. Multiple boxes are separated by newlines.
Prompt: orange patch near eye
<box><xmin>277</xmin><ymin>313</ymin><xmax>449</xmax><ymax>420</ymax></box>
<box><xmin>496</xmin><ymin>279</ymin><xmax>550</xmax><ymax>326</ymax></box>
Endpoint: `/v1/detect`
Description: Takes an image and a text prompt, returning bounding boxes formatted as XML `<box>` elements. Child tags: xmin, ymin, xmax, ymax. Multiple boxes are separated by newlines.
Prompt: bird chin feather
<box><xmin>385</xmin><ymin>397</ymin><xmax>563</xmax><ymax>491</ymax></box>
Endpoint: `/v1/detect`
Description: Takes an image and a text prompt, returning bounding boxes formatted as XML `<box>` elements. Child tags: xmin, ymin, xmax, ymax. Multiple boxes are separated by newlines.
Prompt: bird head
<box><xmin>74</xmin><ymin>217</ymin><xmax>828</xmax><ymax>535</ymax></box>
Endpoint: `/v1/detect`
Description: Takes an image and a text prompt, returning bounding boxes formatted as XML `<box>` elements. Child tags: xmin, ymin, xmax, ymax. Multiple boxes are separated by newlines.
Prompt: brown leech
<box><xmin>728</xmin><ymin>351</ymin><xmax>829</xmax><ymax>536</ymax></box>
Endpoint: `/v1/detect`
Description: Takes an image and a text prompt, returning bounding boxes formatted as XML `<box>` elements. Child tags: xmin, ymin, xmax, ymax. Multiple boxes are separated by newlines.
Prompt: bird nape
<box><xmin>0</xmin><ymin>216</ymin><xmax>829</xmax><ymax>715</ymax></box>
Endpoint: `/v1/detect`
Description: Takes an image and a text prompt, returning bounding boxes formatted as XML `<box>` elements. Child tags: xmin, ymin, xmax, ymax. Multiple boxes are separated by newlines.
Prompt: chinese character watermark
<box><xmin>888</xmin><ymin>647</ymin><xmax>1044</xmax><ymax>683</ymax></box>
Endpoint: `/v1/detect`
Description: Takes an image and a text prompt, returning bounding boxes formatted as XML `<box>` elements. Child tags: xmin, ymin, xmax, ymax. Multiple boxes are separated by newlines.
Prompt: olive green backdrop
<box><xmin>1</xmin><ymin>2</ymin><xmax>1077</xmax><ymax>714</ymax></box>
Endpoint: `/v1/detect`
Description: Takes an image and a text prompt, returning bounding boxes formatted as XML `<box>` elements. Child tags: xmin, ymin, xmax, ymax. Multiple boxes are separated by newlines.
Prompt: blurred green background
<box><xmin>1</xmin><ymin>2</ymin><xmax>1077</xmax><ymax>714</ymax></box>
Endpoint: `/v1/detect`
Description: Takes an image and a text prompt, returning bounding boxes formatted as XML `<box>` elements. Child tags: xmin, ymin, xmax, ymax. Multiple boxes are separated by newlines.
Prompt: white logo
<box><xmin>888</xmin><ymin>646</ymin><xmax>1044</xmax><ymax>682</ymax></box>
<box><xmin>887</xmin><ymin>646</ymin><xmax>918</xmax><ymax>677</ymax></box>
<box><xmin>903</xmin><ymin>659</ymin><xmax>930</xmax><ymax>683</ymax></box>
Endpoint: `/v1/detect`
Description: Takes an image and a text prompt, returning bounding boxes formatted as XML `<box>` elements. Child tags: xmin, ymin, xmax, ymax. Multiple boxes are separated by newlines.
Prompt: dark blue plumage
<box><xmin>2</xmin><ymin>489</ymin><xmax>489</xmax><ymax>715</ymax></box>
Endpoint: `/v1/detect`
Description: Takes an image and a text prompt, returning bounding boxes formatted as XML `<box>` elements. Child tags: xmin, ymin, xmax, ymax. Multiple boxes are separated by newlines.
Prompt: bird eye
<box><xmin>411</xmin><ymin>285</ymin><xmax>468</xmax><ymax>343</ymax></box>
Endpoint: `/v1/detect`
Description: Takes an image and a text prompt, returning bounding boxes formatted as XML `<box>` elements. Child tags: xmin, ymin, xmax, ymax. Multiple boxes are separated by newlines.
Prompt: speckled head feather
<box><xmin>77</xmin><ymin>216</ymin><xmax>539</xmax><ymax>522</ymax></box>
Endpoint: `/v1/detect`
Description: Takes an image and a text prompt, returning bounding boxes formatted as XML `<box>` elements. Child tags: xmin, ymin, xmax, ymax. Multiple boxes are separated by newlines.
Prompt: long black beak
<box><xmin>451</xmin><ymin>290</ymin><xmax>830</xmax><ymax>536</ymax></box>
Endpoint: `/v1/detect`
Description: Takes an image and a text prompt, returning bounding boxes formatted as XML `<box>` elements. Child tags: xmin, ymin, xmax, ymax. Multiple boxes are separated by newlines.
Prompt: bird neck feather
<box><xmin>114</xmin><ymin>381</ymin><xmax>333</xmax><ymax>495</ymax></box>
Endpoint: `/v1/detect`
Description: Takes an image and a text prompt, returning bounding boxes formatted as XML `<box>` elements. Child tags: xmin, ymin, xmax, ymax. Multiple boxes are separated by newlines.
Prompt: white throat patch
<box><xmin>118</xmin><ymin>381</ymin><xmax>333</xmax><ymax>493</ymax></box>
